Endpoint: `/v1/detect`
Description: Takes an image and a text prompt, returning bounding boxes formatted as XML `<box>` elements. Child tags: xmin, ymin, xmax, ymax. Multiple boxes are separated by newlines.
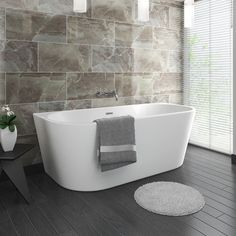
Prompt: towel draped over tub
<box><xmin>94</xmin><ymin>115</ymin><xmax>137</xmax><ymax>172</ymax></box>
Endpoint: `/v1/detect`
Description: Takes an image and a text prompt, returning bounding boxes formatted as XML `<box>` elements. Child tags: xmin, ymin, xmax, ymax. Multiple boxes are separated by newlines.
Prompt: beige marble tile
<box><xmin>9</xmin><ymin>103</ymin><xmax>38</xmax><ymax>136</ymax></box>
<box><xmin>6</xmin><ymin>9</ymin><xmax>66</xmax><ymax>43</ymax></box>
<box><xmin>68</xmin><ymin>17</ymin><xmax>114</xmax><ymax>46</ymax></box>
<box><xmin>153</xmin><ymin>73</ymin><xmax>182</xmax><ymax>93</ymax></box>
<box><xmin>0</xmin><ymin>0</ymin><xmax>38</xmax><ymax>11</ymax></box>
<box><xmin>39</xmin><ymin>101</ymin><xmax>65</xmax><ymax>112</ymax></box>
<box><xmin>38</xmin><ymin>0</ymin><xmax>91</xmax><ymax>17</ymax></box>
<box><xmin>39</xmin><ymin>43</ymin><xmax>91</xmax><ymax>72</ymax></box>
<box><xmin>0</xmin><ymin>9</ymin><xmax>5</xmax><ymax>40</ymax></box>
<box><xmin>115</xmin><ymin>73</ymin><xmax>155</xmax><ymax>97</ymax></box>
<box><xmin>115</xmin><ymin>23</ymin><xmax>152</xmax><ymax>48</ymax></box>
<box><xmin>153</xmin><ymin>28</ymin><xmax>181</xmax><ymax>50</ymax></box>
<box><xmin>67</xmin><ymin>73</ymin><xmax>115</xmax><ymax>100</ymax></box>
<box><xmin>134</xmin><ymin>95</ymin><xmax>152</xmax><ymax>104</ymax></box>
<box><xmin>151</xmin><ymin>0</ymin><xmax>183</xmax><ymax>8</ymax></box>
<box><xmin>6</xmin><ymin>73</ymin><xmax>66</xmax><ymax>103</ymax></box>
<box><xmin>169</xmin><ymin>92</ymin><xmax>183</xmax><ymax>104</ymax></box>
<box><xmin>115</xmin><ymin>73</ymin><xmax>138</xmax><ymax>97</ymax></box>
<box><xmin>65</xmin><ymin>100</ymin><xmax>92</xmax><ymax>110</ymax></box>
<box><xmin>38</xmin><ymin>0</ymin><xmax>72</xmax><ymax>14</ymax></box>
<box><xmin>136</xmin><ymin>94</ymin><xmax>170</xmax><ymax>104</ymax></box>
<box><xmin>92</xmin><ymin>0</ymin><xmax>134</xmax><ymax>23</ymax></box>
<box><xmin>169</xmin><ymin>7</ymin><xmax>183</xmax><ymax>30</ymax></box>
<box><xmin>0</xmin><ymin>0</ymin><xmax>184</xmax><ymax>142</ymax></box>
<box><xmin>133</xmin><ymin>48</ymin><xmax>168</xmax><ymax>73</ymax></box>
<box><xmin>92</xmin><ymin>97</ymin><xmax>134</xmax><ymax>108</ymax></box>
<box><xmin>150</xmin><ymin>3</ymin><xmax>169</xmax><ymax>27</ymax></box>
<box><xmin>0</xmin><ymin>41</ymin><xmax>4</xmax><ymax>72</ymax></box>
<box><xmin>167</xmin><ymin>50</ymin><xmax>182</xmax><ymax>73</ymax></box>
<box><xmin>0</xmin><ymin>73</ymin><xmax>5</xmax><ymax>104</ymax></box>
<box><xmin>1</xmin><ymin>41</ymin><xmax>38</xmax><ymax>72</ymax></box>
<box><xmin>152</xmin><ymin>94</ymin><xmax>169</xmax><ymax>103</ymax></box>
<box><xmin>92</xmin><ymin>46</ymin><xmax>133</xmax><ymax>73</ymax></box>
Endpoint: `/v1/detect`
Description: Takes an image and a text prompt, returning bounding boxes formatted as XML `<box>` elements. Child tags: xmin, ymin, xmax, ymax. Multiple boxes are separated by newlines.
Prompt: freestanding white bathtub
<box><xmin>34</xmin><ymin>103</ymin><xmax>195</xmax><ymax>192</ymax></box>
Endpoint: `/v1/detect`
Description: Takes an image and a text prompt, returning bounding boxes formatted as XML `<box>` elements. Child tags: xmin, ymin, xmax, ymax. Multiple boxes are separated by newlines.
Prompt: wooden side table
<box><xmin>0</xmin><ymin>144</ymin><xmax>35</xmax><ymax>203</ymax></box>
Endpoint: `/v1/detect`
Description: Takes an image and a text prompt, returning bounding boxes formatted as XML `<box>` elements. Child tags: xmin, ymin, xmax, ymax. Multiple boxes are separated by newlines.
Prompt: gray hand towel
<box><xmin>94</xmin><ymin>115</ymin><xmax>137</xmax><ymax>172</ymax></box>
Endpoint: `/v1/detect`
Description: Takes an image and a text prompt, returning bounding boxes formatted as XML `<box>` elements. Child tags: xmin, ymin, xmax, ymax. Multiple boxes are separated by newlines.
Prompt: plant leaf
<box><xmin>0</xmin><ymin>121</ymin><xmax>7</xmax><ymax>125</ymax></box>
<box><xmin>0</xmin><ymin>114</ymin><xmax>16</xmax><ymax>126</ymax></box>
<box><xmin>8</xmin><ymin>124</ymin><xmax>15</xmax><ymax>132</ymax></box>
<box><xmin>1</xmin><ymin>115</ymin><xmax>8</xmax><ymax>123</ymax></box>
<box><xmin>0</xmin><ymin>124</ymin><xmax>7</xmax><ymax>129</ymax></box>
<box><xmin>8</xmin><ymin>115</ymin><xmax>16</xmax><ymax>123</ymax></box>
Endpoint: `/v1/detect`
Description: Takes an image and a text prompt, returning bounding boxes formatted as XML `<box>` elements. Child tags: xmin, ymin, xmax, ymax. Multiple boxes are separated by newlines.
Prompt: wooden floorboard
<box><xmin>186</xmin><ymin>155</ymin><xmax>236</xmax><ymax>177</ymax></box>
<box><xmin>171</xmin><ymin>165</ymin><xmax>236</xmax><ymax>202</ymax></box>
<box><xmin>0</xmin><ymin>144</ymin><xmax>236</xmax><ymax>236</ymax></box>
<box><xmin>184</xmin><ymin>160</ymin><xmax>235</xmax><ymax>184</ymax></box>
<box><xmin>218</xmin><ymin>214</ymin><xmax>236</xmax><ymax>228</ymax></box>
<box><xmin>0</xmin><ymin>219</ymin><xmax>18</xmax><ymax>236</ymax></box>
<box><xmin>0</xmin><ymin>201</ymin><xmax>8</xmax><ymax>224</ymax></box>
<box><xmin>121</xmin><ymin>170</ymin><xmax>236</xmax><ymax>236</ymax></box>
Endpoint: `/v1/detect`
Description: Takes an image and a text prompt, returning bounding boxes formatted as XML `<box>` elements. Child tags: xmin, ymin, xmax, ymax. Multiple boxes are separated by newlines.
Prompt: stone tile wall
<box><xmin>0</xmin><ymin>0</ymin><xmax>183</xmax><ymax>164</ymax></box>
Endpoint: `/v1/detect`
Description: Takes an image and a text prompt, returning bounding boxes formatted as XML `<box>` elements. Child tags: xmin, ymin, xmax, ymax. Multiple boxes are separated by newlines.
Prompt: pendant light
<box><xmin>73</xmin><ymin>0</ymin><xmax>87</xmax><ymax>13</ymax></box>
<box><xmin>138</xmin><ymin>0</ymin><xmax>150</xmax><ymax>22</ymax></box>
<box><xmin>184</xmin><ymin>0</ymin><xmax>194</xmax><ymax>28</ymax></box>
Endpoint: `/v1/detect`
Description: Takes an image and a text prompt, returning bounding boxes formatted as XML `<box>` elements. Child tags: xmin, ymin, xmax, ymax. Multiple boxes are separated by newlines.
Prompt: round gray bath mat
<box><xmin>134</xmin><ymin>182</ymin><xmax>205</xmax><ymax>216</ymax></box>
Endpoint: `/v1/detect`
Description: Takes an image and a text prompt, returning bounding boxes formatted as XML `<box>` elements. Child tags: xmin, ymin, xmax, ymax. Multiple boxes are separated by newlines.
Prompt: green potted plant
<box><xmin>0</xmin><ymin>105</ymin><xmax>17</xmax><ymax>152</ymax></box>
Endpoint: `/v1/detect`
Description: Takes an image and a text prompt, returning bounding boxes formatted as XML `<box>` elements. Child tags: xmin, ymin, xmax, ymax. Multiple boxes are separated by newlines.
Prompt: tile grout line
<box><xmin>4</xmin><ymin>72</ymin><xmax>6</xmax><ymax>104</ymax></box>
<box><xmin>37</xmin><ymin>42</ymin><xmax>39</xmax><ymax>72</ymax></box>
<box><xmin>5</xmin><ymin>93</ymin><xmax>170</xmax><ymax>112</ymax></box>
<box><xmin>65</xmin><ymin>72</ymin><xmax>68</xmax><ymax>101</ymax></box>
<box><xmin>4</xmin><ymin>8</ymin><xmax>6</xmax><ymax>105</ymax></box>
<box><xmin>66</xmin><ymin>15</ymin><xmax>68</xmax><ymax>44</ymax></box>
<box><xmin>216</xmin><ymin>213</ymin><xmax>226</xmax><ymax>219</ymax></box>
<box><xmin>0</xmin><ymin>71</ymin><xmax>182</xmax><ymax>76</ymax></box>
<box><xmin>4</xmin><ymin>7</ymin><xmax>6</xmax><ymax>41</ymax></box>
<box><xmin>90</xmin><ymin>45</ymin><xmax>93</xmax><ymax>71</ymax></box>
<box><xmin>215</xmin><ymin>213</ymin><xmax>236</xmax><ymax>229</ymax></box>
<box><xmin>3</xmin><ymin>39</ymin><xmax>182</xmax><ymax>53</ymax></box>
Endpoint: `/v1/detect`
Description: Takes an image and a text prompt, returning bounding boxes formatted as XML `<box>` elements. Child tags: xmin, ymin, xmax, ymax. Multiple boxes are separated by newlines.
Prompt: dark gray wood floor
<box><xmin>0</xmin><ymin>145</ymin><xmax>236</xmax><ymax>236</ymax></box>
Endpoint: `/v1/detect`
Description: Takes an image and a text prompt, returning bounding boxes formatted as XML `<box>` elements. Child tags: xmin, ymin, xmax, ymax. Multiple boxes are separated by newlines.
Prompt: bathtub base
<box><xmin>45</xmin><ymin>162</ymin><xmax>184</xmax><ymax>192</ymax></box>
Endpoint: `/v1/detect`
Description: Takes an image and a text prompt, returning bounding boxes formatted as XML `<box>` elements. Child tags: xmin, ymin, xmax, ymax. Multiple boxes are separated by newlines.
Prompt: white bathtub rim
<box><xmin>33</xmin><ymin>103</ymin><xmax>196</xmax><ymax>127</ymax></box>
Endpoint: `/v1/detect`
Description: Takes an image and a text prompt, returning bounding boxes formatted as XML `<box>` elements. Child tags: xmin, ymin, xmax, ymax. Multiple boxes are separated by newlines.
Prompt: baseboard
<box><xmin>0</xmin><ymin>163</ymin><xmax>44</xmax><ymax>182</ymax></box>
<box><xmin>231</xmin><ymin>154</ymin><xmax>236</xmax><ymax>165</ymax></box>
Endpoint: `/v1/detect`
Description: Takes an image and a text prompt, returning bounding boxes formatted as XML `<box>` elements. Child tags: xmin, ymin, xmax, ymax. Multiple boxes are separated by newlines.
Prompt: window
<box><xmin>184</xmin><ymin>0</ymin><xmax>233</xmax><ymax>154</ymax></box>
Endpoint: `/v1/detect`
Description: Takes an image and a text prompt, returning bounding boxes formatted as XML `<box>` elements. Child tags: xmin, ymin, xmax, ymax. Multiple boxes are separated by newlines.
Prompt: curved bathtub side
<box><xmin>34</xmin><ymin>113</ymin><xmax>98</xmax><ymax>190</ymax></box>
<box><xmin>34</xmin><ymin>107</ymin><xmax>195</xmax><ymax>192</ymax></box>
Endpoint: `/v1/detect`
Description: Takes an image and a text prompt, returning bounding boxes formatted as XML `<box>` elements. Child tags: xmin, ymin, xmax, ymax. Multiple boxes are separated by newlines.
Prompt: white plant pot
<box><xmin>0</xmin><ymin>126</ymin><xmax>17</xmax><ymax>152</ymax></box>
